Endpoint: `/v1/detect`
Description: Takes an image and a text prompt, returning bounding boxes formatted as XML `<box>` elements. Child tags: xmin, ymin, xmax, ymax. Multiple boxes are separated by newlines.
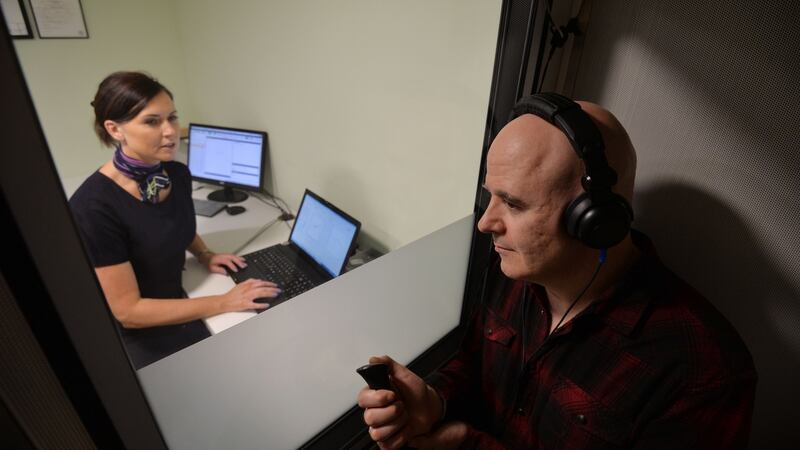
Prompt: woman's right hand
<box><xmin>220</xmin><ymin>278</ymin><xmax>281</xmax><ymax>312</ymax></box>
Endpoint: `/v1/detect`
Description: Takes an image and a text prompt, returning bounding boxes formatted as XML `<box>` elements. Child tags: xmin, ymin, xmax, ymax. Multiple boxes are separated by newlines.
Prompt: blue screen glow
<box><xmin>291</xmin><ymin>194</ymin><xmax>357</xmax><ymax>276</ymax></box>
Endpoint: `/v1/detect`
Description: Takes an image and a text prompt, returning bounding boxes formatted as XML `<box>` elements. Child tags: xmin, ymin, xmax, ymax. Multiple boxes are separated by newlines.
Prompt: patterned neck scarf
<box><xmin>112</xmin><ymin>145</ymin><xmax>171</xmax><ymax>204</ymax></box>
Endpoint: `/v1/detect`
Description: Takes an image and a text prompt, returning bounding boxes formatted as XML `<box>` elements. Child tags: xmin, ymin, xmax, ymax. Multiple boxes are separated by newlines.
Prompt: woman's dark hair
<box><xmin>91</xmin><ymin>71</ymin><xmax>173</xmax><ymax>147</ymax></box>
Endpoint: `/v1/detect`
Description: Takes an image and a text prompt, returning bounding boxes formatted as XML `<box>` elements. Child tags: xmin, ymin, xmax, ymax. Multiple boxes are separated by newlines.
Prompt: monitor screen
<box><xmin>187</xmin><ymin>124</ymin><xmax>266</xmax><ymax>202</ymax></box>
<box><xmin>290</xmin><ymin>191</ymin><xmax>360</xmax><ymax>277</ymax></box>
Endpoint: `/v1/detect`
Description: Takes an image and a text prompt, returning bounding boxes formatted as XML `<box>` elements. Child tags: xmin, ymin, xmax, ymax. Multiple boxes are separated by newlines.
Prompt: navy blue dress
<box><xmin>70</xmin><ymin>161</ymin><xmax>211</xmax><ymax>369</ymax></box>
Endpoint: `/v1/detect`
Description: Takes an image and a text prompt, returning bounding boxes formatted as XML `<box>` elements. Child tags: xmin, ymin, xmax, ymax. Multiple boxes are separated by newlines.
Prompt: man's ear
<box><xmin>104</xmin><ymin>120</ymin><xmax>125</xmax><ymax>144</ymax></box>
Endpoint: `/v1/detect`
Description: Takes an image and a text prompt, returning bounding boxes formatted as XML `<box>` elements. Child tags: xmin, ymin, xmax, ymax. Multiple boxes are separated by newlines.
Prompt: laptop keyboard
<box><xmin>230</xmin><ymin>247</ymin><xmax>317</xmax><ymax>305</ymax></box>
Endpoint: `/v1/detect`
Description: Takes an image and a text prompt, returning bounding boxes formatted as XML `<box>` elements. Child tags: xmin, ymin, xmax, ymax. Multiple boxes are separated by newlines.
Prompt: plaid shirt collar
<box><xmin>530</xmin><ymin>229</ymin><xmax>660</xmax><ymax>338</ymax></box>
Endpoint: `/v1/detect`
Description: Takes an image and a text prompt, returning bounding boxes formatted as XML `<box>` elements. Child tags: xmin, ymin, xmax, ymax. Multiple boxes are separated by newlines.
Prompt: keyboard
<box><xmin>229</xmin><ymin>247</ymin><xmax>318</xmax><ymax>308</ymax></box>
<box><xmin>193</xmin><ymin>198</ymin><xmax>226</xmax><ymax>217</ymax></box>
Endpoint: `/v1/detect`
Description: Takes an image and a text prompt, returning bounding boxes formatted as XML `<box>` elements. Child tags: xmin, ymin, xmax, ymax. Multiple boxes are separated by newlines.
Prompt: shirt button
<box><xmin>517</xmin><ymin>407</ymin><xmax>524</xmax><ymax>414</ymax></box>
<box><xmin>575</xmin><ymin>414</ymin><xmax>587</xmax><ymax>425</ymax></box>
<box><xmin>487</xmin><ymin>328</ymin><xmax>493</xmax><ymax>335</ymax></box>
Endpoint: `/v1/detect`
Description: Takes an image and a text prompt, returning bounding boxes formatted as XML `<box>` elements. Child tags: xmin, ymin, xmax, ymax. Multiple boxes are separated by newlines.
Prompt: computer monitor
<box><xmin>187</xmin><ymin>123</ymin><xmax>267</xmax><ymax>203</ymax></box>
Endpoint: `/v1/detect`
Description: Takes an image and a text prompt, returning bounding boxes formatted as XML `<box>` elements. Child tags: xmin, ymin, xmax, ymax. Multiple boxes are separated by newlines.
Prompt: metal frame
<box><xmin>0</xmin><ymin>13</ymin><xmax>165</xmax><ymax>449</ymax></box>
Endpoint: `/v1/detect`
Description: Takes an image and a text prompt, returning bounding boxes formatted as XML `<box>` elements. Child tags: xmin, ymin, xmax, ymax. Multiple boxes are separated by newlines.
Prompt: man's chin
<box><xmin>499</xmin><ymin>259</ymin><xmax>524</xmax><ymax>281</ymax></box>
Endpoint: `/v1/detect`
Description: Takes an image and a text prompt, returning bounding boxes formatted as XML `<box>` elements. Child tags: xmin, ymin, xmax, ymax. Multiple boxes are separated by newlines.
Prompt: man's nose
<box><xmin>477</xmin><ymin>199</ymin><xmax>502</xmax><ymax>234</ymax></box>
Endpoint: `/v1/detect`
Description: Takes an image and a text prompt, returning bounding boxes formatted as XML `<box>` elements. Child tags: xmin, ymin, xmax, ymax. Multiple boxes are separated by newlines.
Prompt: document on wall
<box><xmin>1</xmin><ymin>0</ymin><xmax>32</xmax><ymax>37</ymax></box>
<box><xmin>30</xmin><ymin>0</ymin><xmax>88</xmax><ymax>38</ymax></box>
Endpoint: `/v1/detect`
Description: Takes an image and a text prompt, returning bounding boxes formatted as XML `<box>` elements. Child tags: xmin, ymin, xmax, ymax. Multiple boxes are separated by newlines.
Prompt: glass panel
<box><xmin>12</xmin><ymin>0</ymin><xmax>501</xmax><ymax>446</ymax></box>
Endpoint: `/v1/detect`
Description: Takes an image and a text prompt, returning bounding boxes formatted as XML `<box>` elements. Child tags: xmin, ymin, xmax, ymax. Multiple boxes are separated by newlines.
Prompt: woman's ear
<box><xmin>104</xmin><ymin>120</ymin><xmax>125</xmax><ymax>144</ymax></box>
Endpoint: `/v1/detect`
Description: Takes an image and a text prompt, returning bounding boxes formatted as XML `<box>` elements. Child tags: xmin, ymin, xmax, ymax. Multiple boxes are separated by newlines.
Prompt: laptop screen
<box><xmin>290</xmin><ymin>191</ymin><xmax>360</xmax><ymax>277</ymax></box>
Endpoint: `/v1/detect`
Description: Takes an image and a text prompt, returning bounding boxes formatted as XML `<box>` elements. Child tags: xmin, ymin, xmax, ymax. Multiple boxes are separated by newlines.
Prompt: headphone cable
<box><xmin>516</xmin><ymin>248</ymin><xmax>606</xmax><ymax>407</ymax></box>
<box><xmin>550</xmin><ymin>248</ymin><xmax>607</xmax><ymax>336</ymax></box>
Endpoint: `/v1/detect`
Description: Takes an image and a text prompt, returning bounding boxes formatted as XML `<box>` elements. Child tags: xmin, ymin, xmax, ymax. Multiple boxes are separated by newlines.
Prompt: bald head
<box><xmin>488</xmin><ymin>113</ymin><xmax>581</xmax><ymax>203</ymax></box>
<box><xmin>489</xmin><ymin>101</ymin><xmax>636</xmax><ymax>204</ymax></box>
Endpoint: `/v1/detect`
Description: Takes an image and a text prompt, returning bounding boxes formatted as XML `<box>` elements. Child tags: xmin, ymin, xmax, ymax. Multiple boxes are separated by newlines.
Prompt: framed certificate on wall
<box><xmin>30</xmin><ymin>0</ymin><xmax>88</xmax><ymax>39</ymax></box>
<box><xmin>1</xmin><ymin>0</ymin><xmax>34</xmax><ymax>38</ymax></box>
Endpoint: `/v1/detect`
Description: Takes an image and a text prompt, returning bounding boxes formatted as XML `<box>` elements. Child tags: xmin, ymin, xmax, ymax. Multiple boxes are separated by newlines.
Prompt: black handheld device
<box><xmin>356</xmin><ymin>363</ymin><xmax>393</xmax><ymax>391</ymax></box>
<box><xmin>357</xmin><ymin>363</ymin><xmax>414</xmax><ymax>450</ymax></box>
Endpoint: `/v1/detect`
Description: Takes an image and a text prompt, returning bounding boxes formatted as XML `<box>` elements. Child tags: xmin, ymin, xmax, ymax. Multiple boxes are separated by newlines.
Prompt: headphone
<box><xmin>509</xmin><ymin>92</ymin><xmax>633</xmax><ymax>249</ymax></box>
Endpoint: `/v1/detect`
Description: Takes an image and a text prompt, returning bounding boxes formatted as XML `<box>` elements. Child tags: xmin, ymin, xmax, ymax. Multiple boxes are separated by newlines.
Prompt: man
<box><xmin>357</xmin><ymin>94</ymin><xmax>756</xmax><ymax>449</ymax></box>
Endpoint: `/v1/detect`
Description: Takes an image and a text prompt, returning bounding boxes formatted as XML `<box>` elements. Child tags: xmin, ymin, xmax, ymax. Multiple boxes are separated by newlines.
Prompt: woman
<box><xmin>70</xmin><ymin>71</ymin><xmax>279</xmax><ymax>369</ymax></box>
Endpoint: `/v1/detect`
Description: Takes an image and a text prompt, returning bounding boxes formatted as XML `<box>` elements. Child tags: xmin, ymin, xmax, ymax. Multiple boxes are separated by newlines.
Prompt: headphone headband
<box><xmin>510</xmin><ymin>92</ymin><xmax>618</xmax><ymax>190</ymax></box>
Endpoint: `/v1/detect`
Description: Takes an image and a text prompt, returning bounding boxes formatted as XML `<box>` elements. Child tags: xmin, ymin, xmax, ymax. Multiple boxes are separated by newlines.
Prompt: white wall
<box><xmin>173</xmin><ymin>0</ymin><xmax>500</xmax><ymax>249</ymax></box>
<box><xmin>13</xmin><ymin>0</ymin><xmax>193</xmax><ymax>181</ymax></box>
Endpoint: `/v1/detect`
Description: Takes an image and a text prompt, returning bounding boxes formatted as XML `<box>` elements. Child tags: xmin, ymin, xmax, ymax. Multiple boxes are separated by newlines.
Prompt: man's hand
<box><xmin>409</xmin><ymin>421</ymin><xmax>469</xmax><ymax>450</ymax></box>
<box><xmin>357</xmin><ymin>356</ymin><xmax>443</xmax><ymax>450</ymax></box>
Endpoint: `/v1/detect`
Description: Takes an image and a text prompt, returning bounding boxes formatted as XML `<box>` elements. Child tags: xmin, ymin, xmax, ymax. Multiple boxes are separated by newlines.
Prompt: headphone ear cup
<box><xmin>564</xmin><ymin>193</ymin><xmax>633</xmax><ymax>249</ymax></box>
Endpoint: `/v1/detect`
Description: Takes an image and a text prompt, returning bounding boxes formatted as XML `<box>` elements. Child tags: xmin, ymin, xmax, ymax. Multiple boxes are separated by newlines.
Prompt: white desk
<box><xmin>188</xmin><ymin>184</ymin><xmax>289</xmax><ymax>334</ymax></box>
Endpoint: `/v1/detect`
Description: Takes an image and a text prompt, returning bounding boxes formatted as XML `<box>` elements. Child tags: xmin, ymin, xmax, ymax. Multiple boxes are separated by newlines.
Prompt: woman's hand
<box><xmin>200</xmin><ymin>251</ymin><xmax>247</xmax><ymax>275</ymax></box>
<box><xmin>220</xmin><ymin>278</ymin><xmax>281</xmax><ymax>312</ymax></box>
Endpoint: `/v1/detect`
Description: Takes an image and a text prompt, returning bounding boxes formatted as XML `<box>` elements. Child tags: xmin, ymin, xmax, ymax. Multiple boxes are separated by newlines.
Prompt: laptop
<box><xmin>227</xmin><ymin>189</ymin><xmax>361</xmax><ymax>312</ymax></box>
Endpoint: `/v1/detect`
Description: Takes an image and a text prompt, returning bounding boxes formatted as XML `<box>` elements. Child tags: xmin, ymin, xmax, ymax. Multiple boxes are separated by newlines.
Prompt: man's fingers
<box><xmin>369</xmin><ymin>355</ymin><xmax>417</xmax><ymax>387</ymax></box>
<box><xmin>369</xmin><ymin>355</ymin><xmax>393</xmax><ymax>365</ymax></box>
<box><xmin>363</xmin><ymin>400</ymin><xmax>404</xmax><ymax>427</ymax></box>
<box><xmin>358</xmin><ymin>388</ymin><xmax>396</xmax><ymax>409</ymax></box>
<box><xmin>369</xmin><ymin>415</ymin><xmax>408</xmax><ymax>445</ymax></box>
<box><xmin>376</xmin><ymin>424</ymin><xmax>409</xmax><ymax>450</ymax></box>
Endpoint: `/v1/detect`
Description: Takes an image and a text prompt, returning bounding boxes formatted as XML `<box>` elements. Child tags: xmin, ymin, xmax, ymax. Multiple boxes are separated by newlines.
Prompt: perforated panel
<box><xmin>0</xmin><ymin>273</ymin><xmax>93</xmax><ymax>448</ymax></box>
<box><xmin>572</xmin><ymin>1</ymin><xmax>800</xmax><ymax>446</ymax></box>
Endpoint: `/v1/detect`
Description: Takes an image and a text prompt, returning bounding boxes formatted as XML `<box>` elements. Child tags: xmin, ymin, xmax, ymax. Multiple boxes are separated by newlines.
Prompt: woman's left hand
<box><xmin>201</xmin><ymin>252</ymin><xmax>247</xmax><ymax>275</ymax></box>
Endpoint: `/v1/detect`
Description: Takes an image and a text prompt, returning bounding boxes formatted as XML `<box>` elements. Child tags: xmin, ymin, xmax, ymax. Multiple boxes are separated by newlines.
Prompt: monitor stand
<box><xmin>207</xmin><ymin>186</ymin><xmax>248</xmax><ymax>203</ymax></box>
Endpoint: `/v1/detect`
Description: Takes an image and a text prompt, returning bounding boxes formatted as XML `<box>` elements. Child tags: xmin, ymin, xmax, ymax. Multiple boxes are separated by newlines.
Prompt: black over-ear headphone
<box><xmin>509</xmin><ymin>92</ymin><xmax>633</xmax><ymax>249</ymax></box>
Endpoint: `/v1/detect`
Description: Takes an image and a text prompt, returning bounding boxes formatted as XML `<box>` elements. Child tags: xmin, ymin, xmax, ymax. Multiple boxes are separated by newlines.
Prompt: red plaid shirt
<box><xmin>429</xmin><ymin>231</ymin><xmax>756</xmax><ymax>449</ymax></box>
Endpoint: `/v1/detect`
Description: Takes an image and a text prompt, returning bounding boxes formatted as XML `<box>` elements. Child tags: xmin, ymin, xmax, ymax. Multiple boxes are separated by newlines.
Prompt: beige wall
<box><xmin>173</xmin><ymin>0</ymin><xmax>500</xmax><ymax>249</ymax></box>
<box><xmin>14</xmin><ymin>0</ymin><xmax>501</xmax><ymax>250</ymax></box>
<box><xmin>13</xmin><ymin>0</ymin><xmax>193</xmax><ymax>181</ymax></box>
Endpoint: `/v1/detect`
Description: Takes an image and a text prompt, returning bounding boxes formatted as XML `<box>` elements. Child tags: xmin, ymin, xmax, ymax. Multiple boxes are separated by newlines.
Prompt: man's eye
<box><xmin>168</xmin><ymin>115</ymin><xmax>179</xmax><ymax>122</ymax></box>
<box><xmin>504</xmin><ymin>200</ymin><xmax>519</xmax><ymax>210</ymax></box>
